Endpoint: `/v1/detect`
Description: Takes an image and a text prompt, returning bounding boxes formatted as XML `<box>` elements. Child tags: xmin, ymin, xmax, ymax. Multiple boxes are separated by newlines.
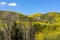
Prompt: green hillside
<box><xmin>0</xmin><ymin>10</ymin><xmax>60</xmax><ymax>40</ymax></box>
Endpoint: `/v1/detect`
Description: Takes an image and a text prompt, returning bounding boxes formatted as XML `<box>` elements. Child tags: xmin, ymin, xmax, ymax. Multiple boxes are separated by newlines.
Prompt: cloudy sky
<box><xmin>0</xmin><ymin>0</ymin><xmax>60</xmax><ymax>15</ymax></box>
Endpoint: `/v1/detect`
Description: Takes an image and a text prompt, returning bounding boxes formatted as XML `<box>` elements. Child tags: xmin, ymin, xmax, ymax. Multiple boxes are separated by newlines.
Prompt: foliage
<box><xmin>0</xmin><ymin>11</ymin><xmax>60</xmax><ymax>40</ymax></box>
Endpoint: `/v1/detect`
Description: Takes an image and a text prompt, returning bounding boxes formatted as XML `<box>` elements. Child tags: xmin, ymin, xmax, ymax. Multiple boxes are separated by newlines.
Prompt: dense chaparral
<box><xmin>0</xmin><ymin>10</ymin><xmax>60</xmax><ymax>40</ymax></box>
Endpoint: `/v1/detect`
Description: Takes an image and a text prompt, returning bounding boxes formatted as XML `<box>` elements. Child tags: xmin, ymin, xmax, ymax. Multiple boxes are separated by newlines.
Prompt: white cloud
<box><xmin>0</xmin><ymin>2</ymin><xmax>17</xmax><ymax>7</ymax></box>
<box><xmin>0</xmin><ymin>2</ymin><xmax>7</xmax><ymax>6</ymax></box>
<box><xmin>8</xmin><ymin>3</ymin><xmax>17</xmax><ymax>6</ymax></box>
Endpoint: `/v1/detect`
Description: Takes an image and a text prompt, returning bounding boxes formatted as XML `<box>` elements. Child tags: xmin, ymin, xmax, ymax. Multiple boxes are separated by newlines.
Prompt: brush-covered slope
<box><xmin>0</xmin><ymin>11</ymin><xmax>30</xmax><ymax>40</ymax></box>
<box><xmin>29</xmin><ymin>12</ymin><xmax>60</xmax><ymax>23</ymax></box>
<box><xmin>30</xmin><ymin>12</ymin><xmax>60</xmax><ymax>40</ymax></box>
<box><xmin>0</xmin><ymin>11</ymin><xmax>29</xmax><ymax>21</ymax></box>
<box><xmin>0</xmin><ymin>11</ymin><xmax>60</xmax><ymax>40</ymax></box>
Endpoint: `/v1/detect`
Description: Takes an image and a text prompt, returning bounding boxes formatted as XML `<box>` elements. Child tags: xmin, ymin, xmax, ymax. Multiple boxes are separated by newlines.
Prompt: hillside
<box><xmin>0</xmin><ymin>11</ymin><xmax>60</xmax><ymax>40</ymax></box>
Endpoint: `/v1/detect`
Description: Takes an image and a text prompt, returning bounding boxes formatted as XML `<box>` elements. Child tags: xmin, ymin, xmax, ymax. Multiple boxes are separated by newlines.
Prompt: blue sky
<box><xmin>0</xmin><ymin>0</ymin><xmax>60</xmax><ymax>15</ymax></box>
